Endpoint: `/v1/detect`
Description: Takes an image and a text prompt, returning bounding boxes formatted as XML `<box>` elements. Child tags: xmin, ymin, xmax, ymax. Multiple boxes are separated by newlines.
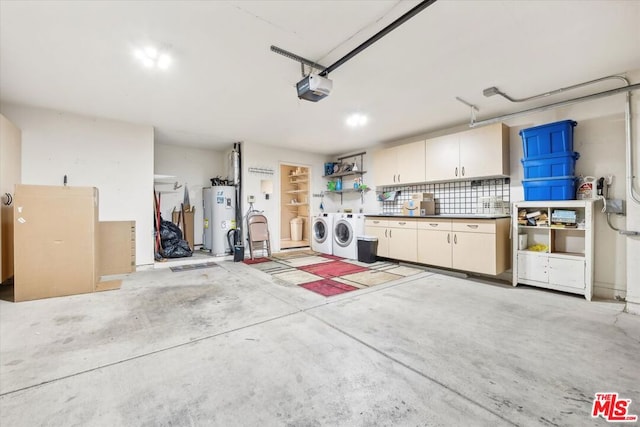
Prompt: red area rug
<box><xmin>300</xmin><ymin>279</ymin><xmax>359</xmax><ymax>296</ymax></box>
<box><xmin>298</xmin><ymin>260</ymin><xmax>368</xmax><ymax>278</ymax></box>
<box><xmin>243</xmin><ymin>250</ymin><xmax>423</xmax><ymax>297</ymax></box>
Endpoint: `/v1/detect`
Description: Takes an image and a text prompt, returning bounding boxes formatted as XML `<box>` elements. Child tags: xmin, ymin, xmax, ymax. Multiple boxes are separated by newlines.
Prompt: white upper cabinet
<box><xmin>425</xmin><ymin>123</ymin><xmax>509</xmax><ymax>182</ymax></box>
<box><xmin>373</xmin><ymin>140</ymin><xmax>425</xmax><ymax>186</ymax></box>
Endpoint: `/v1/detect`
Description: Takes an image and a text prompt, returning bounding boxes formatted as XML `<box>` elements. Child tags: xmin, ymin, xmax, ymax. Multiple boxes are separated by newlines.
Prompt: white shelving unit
<box><xmin>512</xmin><ymin>200</ymin><xmax>594</xmax><ymax>300</ymax></box>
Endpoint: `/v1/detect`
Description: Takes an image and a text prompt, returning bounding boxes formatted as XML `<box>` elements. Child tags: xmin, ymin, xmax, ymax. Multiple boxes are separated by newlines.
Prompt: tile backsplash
<box><xmin>380</xmin><ymin>178</ymin><xmax>510</xmax><ymax>215</ymax></box>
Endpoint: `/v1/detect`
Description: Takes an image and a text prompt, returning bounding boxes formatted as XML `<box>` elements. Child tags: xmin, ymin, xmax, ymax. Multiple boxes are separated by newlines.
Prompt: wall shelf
<box><xmin>323</xmin><ymin>152</ymin><xmax>368</xmax><ymax>204</ymax></box>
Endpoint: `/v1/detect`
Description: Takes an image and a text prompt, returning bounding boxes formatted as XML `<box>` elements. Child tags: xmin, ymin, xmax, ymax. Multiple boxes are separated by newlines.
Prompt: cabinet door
<box><xmin>1</xmin><ymin>115</ymin><xmax>21</xmax><ymax>283</ymax></box>
<box><xmin>548</xmin><ymin>257</ymin><xmax>585</xmax><ymax>290</ymax></box>
<box><xmin>425</xmin><ymin>134</ymin><xmax>459</xmax><ymax>181</ymax></box>
<box><xmin>396</xmin><ymin>140</ymin><xmax>425</xmax><ymax>184</ymax></box>
<box><xmin>417</xmin><ymin>229</ymin><xmax>452</xmax><ymax>268</ymax></box>
<box><xmin>364</xmin><ymin>226</ymin><xmax>389</xmax><ymax>257</ymax></box>
<box><xmin>372</xmin><ymin>147</ymin><xmax>398</xmax><ymax>186</ymax></box>
<box><xmin>452</xmin><ymin>232</ymin><xmax>496</xmax><ymax>275</ymax></box>
<box><xmin>459</xmin><ymin>123</ymin><xmax>509</xmax><ymax>179</ymax></box>
<box><xmin>388</xmin><ymin>227</ymin><xmax>417</xmax><ymax>262</ymax></box>
<box><xmin>517</xmin><ymin>252</ymin><xmax>548</xmax><ymax>283</ymax></box>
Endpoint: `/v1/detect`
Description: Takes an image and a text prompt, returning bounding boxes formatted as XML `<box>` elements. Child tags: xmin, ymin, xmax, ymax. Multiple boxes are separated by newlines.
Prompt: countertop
<box><xmin>365</xmin><ymin>214</ymin><xmax>510</xmax><ymax>220</ymax></box>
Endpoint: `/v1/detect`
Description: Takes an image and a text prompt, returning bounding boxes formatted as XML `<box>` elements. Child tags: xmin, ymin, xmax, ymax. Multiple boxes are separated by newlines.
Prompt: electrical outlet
<box><xmin>606</xmin><ymin>199</ymin><xmax>625</xmax><ymax>214</ymax></box>
<box><xmin>606</xmin><ymin>174</ymin><xmax>614</xmax><ymax>185</ymax></box>
<box><xmin>247</xmin><ymin>195</ymin><xmax>255</xmax><ymax>203</ymax></box>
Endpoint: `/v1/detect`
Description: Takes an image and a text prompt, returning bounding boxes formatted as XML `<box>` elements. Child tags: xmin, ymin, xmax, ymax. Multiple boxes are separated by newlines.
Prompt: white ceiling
<box><xmin>1</xmin><ymin>1</ymin><xmax>639</xmax><ymax>155</ymax></box>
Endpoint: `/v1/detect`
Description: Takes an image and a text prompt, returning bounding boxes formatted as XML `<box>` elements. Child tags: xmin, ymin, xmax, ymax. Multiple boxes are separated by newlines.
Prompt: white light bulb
<box><xmin>346</xmin><ymin>113</ymin><xmax>368</xmax><ymax>127</ymax></box>
<box><xmin>142</xmin><ymin>57</ymin><xmax>154</xmax><ymax>68</ymax></box>
<box><xmin>144</xmin><ymin>46</ymin><xmax>158</xmax><ymax>59</ymax></box>
<box><xmin>157</xmin><ymin>54</ymin><xmax>171</xmax><ymax>70</ymax></box>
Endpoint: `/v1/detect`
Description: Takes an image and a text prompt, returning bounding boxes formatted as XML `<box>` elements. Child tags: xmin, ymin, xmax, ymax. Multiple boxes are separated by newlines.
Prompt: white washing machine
<box><xmin>311</xmin><ymin>213</ymin><xmax>334</xmax><ymax>254</ymax></box>
<box><xmin>333</xmin><ymin>213</ymin><xmax>365</xmax><ymax>259</ymax></box>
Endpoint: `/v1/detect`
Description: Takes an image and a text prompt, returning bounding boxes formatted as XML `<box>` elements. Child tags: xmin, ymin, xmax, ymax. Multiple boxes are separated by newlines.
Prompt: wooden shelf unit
<box><xmin>512</xmin><ymin>200</ymin><xmax>595</xmax><ymax>300</ymax></box>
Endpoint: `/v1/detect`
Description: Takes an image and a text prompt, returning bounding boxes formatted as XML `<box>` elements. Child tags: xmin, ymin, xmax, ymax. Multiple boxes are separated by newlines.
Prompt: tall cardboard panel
<box><xmin>98</xmin><ymin>221</ymin><xmax>136</xmax><ymax>275</ymax></box>
<box><xmin>0</xmin><ymin>114</ymin><xmax>22</xmax><ymax>284</ymax></box>
<box><xmin>13</xmin><ymin>185</ymin><xmax>98</xmax><ymax>301</ymax></box>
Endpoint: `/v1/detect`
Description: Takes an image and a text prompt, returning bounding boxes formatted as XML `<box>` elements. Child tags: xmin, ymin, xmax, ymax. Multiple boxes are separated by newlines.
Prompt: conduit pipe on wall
<box><xmin>470</xmin><ymin>79</ymin><xmax>640</xmax><ymax>206</ymax></box>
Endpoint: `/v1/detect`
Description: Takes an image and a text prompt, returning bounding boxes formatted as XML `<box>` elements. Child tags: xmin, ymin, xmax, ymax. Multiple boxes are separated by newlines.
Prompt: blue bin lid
<box><xmin>519</xmin><ymin>120</ymin><xmax>577</xmax><ymax>136</ymax></box>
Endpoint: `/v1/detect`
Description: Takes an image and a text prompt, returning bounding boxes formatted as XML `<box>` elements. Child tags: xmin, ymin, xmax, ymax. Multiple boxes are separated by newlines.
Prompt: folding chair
<box><xmin>247</xmin><ymin>213</ymin><xmax>271</xmax><ymax>259</ymax></box>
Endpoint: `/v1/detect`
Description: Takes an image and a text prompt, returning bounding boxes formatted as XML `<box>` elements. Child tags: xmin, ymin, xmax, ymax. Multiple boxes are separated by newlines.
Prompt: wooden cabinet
<box><xmin>0</xmin><ymin>114</ymin><xmax>21</xmax><ymax>284</ymax></box>
<box><xmin>417</xmin><ymin>220</ymin><xmax>452</xmax><ymax>268</ymax></box>
<box><xmin>512</xmin><ymin>200</ymin><xmax>594</xmax><ymax>300</ymax></box>
<box><xmin>416</xmin><ymin>217</ymin><xmax>510</xmax><ymax>275</ymax></box>
<box><xmin>425</xmin><ymin>123</ymin><xmax>509</xmax><ymax>182</ymax></box>
<box><xmin>451</xmin><ymin>219</ymin><xmax>509</xmax><ymax>276</ymax></box>
<box><xmin>373</xmin><ymin>140</ymin><xmax>425</xmax><ymax>186</ymax></box>
<box><xmin>364</xmin><ymin>218</ymin><xmax>417</xmax><ymax>262</ymax></box>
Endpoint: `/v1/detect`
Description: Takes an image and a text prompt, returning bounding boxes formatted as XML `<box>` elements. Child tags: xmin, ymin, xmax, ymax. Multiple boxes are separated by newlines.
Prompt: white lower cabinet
<box><xmin>417</xmin><ymin>220</ymin><xmax>452</xmax><ymax>268</ymax></box>
<box><xmin>417</xmin><ymin>217</ymin><xmax>510</xmax><ymax>275</ymax></box>
<box><xmin>364</xmin><ymin>219</ymin><xmax>417</xmax><ymax>262</ymax></box>
<box><xmin>512</xmin><ymin>201</ymin><xmax>594</xmax><ymax>300</ymax></box>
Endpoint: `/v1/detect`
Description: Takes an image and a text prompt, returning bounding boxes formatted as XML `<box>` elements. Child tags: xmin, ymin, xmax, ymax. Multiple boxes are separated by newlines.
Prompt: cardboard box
<box><xmin>172</xmin><ymin>206</ymin><xmax>195</xmax><ymax>250</ymax></box>
<box><xmin>420</xmin><ymin>201</ymin><xmax>435</xmax><ymax>215</ymax></box>
<box><xmin>11</xmin><ymin>184</ymin><xmax>121</xmax><ymax>302</ymax></box>
<box><xmin>98</xmin><ymin>221</ymin><xmax>136</xmax><ymax>275</ymax></box>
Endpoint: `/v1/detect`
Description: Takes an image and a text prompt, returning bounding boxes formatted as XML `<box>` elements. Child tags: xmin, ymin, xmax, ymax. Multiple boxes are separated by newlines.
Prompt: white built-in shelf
<box><xmin>286</xmin><ymin>203</ymin><xmax>308</xmax><ymax>206</ymax></box>
<box><xmin>285</xmin><ymin>189</ymin><xmax>307</xmax><ymax>194</ymax></box>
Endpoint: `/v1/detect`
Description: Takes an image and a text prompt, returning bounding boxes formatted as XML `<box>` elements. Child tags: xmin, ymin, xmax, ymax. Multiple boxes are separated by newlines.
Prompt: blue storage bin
<box><xmin>522</xmin><ymin>176</ymin><xmax>577</xmax><ymax>201</ymax></box>
<box><xmin>520</xmin><ymin>120</ymin><xmax>577</xmax><ymax>158</ymax></box>
<box><xmin>521</xmin><ymin>152</ymin><xmax>580</xmax><ymax>179</ymax></box>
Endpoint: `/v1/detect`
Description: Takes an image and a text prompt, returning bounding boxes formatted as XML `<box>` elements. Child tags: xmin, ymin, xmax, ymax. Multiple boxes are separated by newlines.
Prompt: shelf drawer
<box><xmin>365</xmin><ymin>219</ymin><xmax>388</xmax><ymax>228</ymax></box>
<box><xmin>452</xmin><ymin>220</ymin><xmax>495</xmax><ymax>234</ymax></box>
<box><xmin>417</xmin><ymin>219</ymin><xmax>451</xmax><ymax>231</ymax></box>
<box><xmin>389</xmin><ymin>219</ymin><xmax>417</xmax><ymax>229</ymax></box>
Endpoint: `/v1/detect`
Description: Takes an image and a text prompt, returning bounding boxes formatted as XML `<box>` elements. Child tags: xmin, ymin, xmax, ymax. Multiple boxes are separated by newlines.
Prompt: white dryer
<box><xmin>311</xmin><ymin>213</ymin><xmax>334</xmax><ymax>254</ymax></box>
<box><xmin>333</xmin><ymin>213</ymin><xmax>365</xmax><ymax>259</ymax></box>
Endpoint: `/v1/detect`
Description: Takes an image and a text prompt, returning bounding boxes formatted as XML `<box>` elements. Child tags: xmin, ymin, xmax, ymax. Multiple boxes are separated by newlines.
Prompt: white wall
<box><xmin>241</xmin><ymin>142</ymin><xmax>330</xmax><ymax>253</ymax></box>
<box><xmin>0</xmin><ymin>103</ymin><xmax>155</xmax><ymax>265</ymax></box>
<box><xmin>624</xmin><ymin>70</ymin><xmax>640</xmax><ymax>314</ymax></box>
<box><xmin>154</xmin><ymin>143</ymin><xmax>226</xmax><ymax>246</ymax></box>
<box><xmin>363</xmin><ymin>73</ymin><xmax>639</xmax><ymax>301</ymax></box>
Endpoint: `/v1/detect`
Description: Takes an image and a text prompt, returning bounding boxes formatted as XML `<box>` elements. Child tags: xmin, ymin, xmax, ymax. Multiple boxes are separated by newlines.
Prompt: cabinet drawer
<box><xmin>365</xmin><ymin>218</ymin><xmax>388</xmax><ymax>227</ymax></box>
<box><xmin>417</xmin><ymin>219</ymin><xmax>451</xmax><ymax>231</ymax></box>
<box><xmin>452</xmin><ymin>220</ymin><xmax>495</xmax><ymax>234</ymax></box>
<box><xmin>389</xmin><ymin>219</ymin><xmax>417</xmax><ymax>229</ymax></box>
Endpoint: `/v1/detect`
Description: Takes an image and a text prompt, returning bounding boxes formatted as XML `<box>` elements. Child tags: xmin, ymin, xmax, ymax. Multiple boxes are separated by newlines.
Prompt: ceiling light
<box><xmin>346</xmin><ymin>113</ymin><xmax>368</xmax><ymax>128</ymax></box>
<box><xmin>134</xmin><ymin>46</ymin><xmax>171</xmax><ymax>70</ymax></box>
<box><xmin>157</xmin><ymin>54</ymin><xmax>171</xmax><ymax>70</ymax></box>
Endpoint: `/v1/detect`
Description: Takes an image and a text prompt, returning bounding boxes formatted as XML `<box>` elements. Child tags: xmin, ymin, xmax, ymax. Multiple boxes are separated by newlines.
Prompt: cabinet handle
<box><xmin>389</xmin><ymin>229</ymin><xmax>392</xmax><ymax>238</ymax></box>
<box><xmin>3</xmin><ymin>193</ymin><xmax>12</xmax><ymax>206</ymax></box>
<box><xmin>398</xmin><ymin>221</ymin><xmax>406</xmax><ymax>225</ymax></box>
<box><xmin>447</xmin><ymin>233</ymin><xmax>450</xmax><ymax>244</ymax></box>
<box><xmin>455</xmin><ymin>167</ymin><xmax>458</xmax><ymax>177</ymax></box>
<box><xmin>373</xmin><ymin>220</ymin><xmax>380</xmax><ymax>224</ymax></box>
<box><xmin>429</xmin><ymin>223</ymin><xmax>438</xmax><ymax>227</ymax></box>
<box><xmin>385</xmin><ymin>229</ymin><xmax>388</xmax><ymax>238</ymax></box>
<box><xmin>462</xmin><ymin>166</ymin><xmax>465</xmax><ymax>176</ymax></box>
<box><xmin>454</xmin><ymin>234</ymin><xmax>457</xmax><ymax>244</ymax></box>
<box><xmin>466</xmin><ymin>224</ymin><xmax>479</xmax><ymax>229</ymax></box>
<box><xmin>393</xmin><ymin>174</ymin><xmax>396</xmax><ymax>183</ymax></box>
<box><xmin>398</xmin><ymin>174</ymin><xmax>400</xmax><ymax>182</ymax></box>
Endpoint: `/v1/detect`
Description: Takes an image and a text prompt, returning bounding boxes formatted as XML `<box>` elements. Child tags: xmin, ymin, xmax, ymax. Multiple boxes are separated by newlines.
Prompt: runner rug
<box><xmin>244</xmin><ymin>250</ymin><xmax>422</xmax><ymax>297</ymax></box>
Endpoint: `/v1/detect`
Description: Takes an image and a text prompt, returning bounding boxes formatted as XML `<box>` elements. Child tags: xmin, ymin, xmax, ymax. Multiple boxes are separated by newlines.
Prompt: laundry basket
<box><xmin>290</xmin><ymin>217</ymin><xmax>304</xmax><ymax>241</ymax></box>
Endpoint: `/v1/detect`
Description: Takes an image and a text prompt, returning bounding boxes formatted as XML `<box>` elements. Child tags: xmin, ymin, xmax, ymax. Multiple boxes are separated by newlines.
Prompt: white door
<box><xmin>517</xmin><ymin>252</ymin><xmax>549</xmax><ymax>283</ymax></box>
<box><xmin>548</xmin><ymin>257</ymin><xmax>585</xmax><ymax>290</ymax></box>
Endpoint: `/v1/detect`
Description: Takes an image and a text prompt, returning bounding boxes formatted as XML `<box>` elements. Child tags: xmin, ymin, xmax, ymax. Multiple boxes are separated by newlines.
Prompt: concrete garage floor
<box><xmin>1</xmin><ymin>261</ymin><xmax>639</xmax><ymax>426</ymax></box>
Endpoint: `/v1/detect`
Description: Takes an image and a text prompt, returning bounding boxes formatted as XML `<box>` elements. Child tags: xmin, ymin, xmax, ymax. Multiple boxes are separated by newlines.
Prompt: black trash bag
<box><xmin>163</xmin><ymin>239</ymin><xmax>193</xmax><ymax>258</ymax></box>
<box><xmin>160</xmin><ymin>220</ymin><xmax>182</xmax><ymax>242</ymax></box>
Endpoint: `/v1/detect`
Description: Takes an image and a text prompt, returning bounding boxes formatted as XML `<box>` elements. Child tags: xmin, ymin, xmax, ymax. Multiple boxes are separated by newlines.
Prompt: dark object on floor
<box><xmin>234</xmin><ymin>245</ymin><xmax>244</xmax><ymax>262</ymax></box>
<box><xmin>170</xmin><ymin>262</ymin><xmax>220</xmax><ymax>272</ymax></box>
<box><xmin>160</xmin><ymin>218</ymin><xmax>193</xmax><ymax>258</ymax></box>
